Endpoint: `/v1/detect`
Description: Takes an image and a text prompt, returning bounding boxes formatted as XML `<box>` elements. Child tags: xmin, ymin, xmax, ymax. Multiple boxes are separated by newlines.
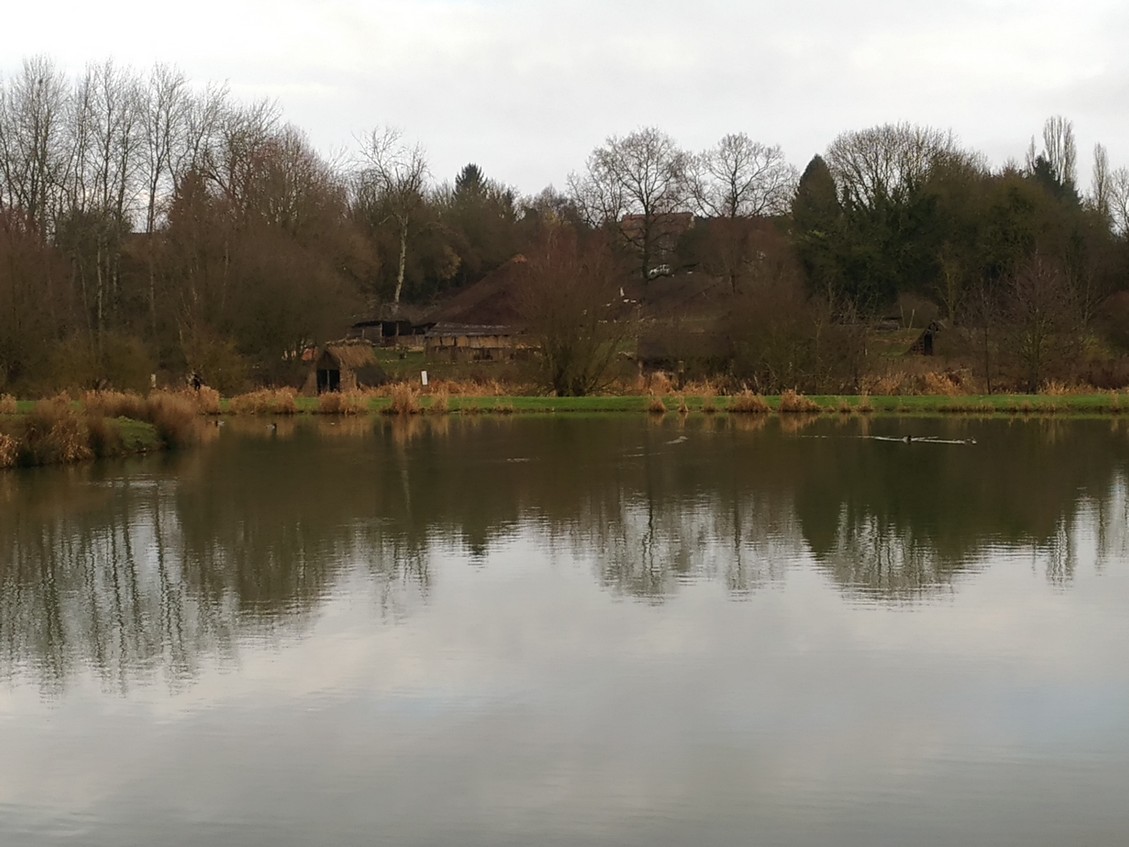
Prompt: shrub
<box><xmin>779</xmin><ymin>389</ymin><xmax>822</xmax><ymax>414</ymax></box>
<box><xmin>0</xmin><ymin>433</ymin><xmax>17</xmax><ymax>468</ymax></box>
<box><xmin>0</xmin><ymin>394</ymin><xmax>16</xmax><ymax>415</ymax></box>
<box><xmin>145</xmin><ymin>391</ymin><xmax>200</xmax><ymax>447</ymax></box>
<box><xmin>318</xmin><ymin>390</ymin><xmax>368</xmax><ymax>415</ymax></box>
<box><xmin>384</xmin><ymin>383</ymin><xmax>422</xmax><ymax>416</ymax></box>
<box><xmin>230</xmin><ymin>388</ymin><xmax>298</xmax><ymax>415</ymax></box>
<box><xmin>921</xmin><ymin>371</ymin><xmax>963</xmax><ymax>397</ymax></box>
<box><xmin>85</xmin><ymin>414</ymin><xmax>124</xmax><ymax>457</ymax></box>
<box><xmin>729</xmin><ymin>391</ymin><xmax>770</xmax><ymax>414</ymax></box>
<box><xmin>82</xmin><ymin>390</ymin><xmax>147</xmax><ymax>420</ymax></box>
<box><xmin>188</xmin><ymin>386</ymin><xmax>223</xmax><ymax>415</ymax></box>
<box><xmin>21</xmin><ymin>396</ymin><xmax>93</xmax><ymax>465</ymax></box>
<box><xmin>428</xmin><ymin>389</ymin><xmax>450</xmax><ymax>415</ymax></box>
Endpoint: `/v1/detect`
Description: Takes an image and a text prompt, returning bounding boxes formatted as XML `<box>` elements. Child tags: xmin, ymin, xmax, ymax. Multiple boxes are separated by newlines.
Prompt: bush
<box><xmin>82</xmin><ymin>390</ymin><xmax>148</xmax><ymax>420</ymax></box>
<box><xmin>230</xmin><ymin>388</ymin><xmax>298</xmax><ymax>415</ymax></box>
<box><xmin>0</xmin><ymin>433</ymin><xmax>17</xmax><ymax>468</ymax></box>
<box><xmin>729</xmin><ymin>391</ymin><xmax>770</xmax><ymax>414</ymax></box>
<box><xmin>0</xmin><ymin>394</ymin><xmax>16</xmax><ymax>415</ymax></box>
<box><xmin>779</xmin><ymin>389</ymin><xmax>821</xmax><ymax>413</ymax></box>
<box><xmin>85</xmin><ymin>414</ymin><xmax>125</xmax><ymax>457</ymax></box>
<box><xmin>21</xmin><ymin>396</ymin><xmax>93</xmax><ymax>465</ymax></box>
<box><xmin>317</xmin><ymin>391</ymin><xmax>368</xmax><ymax>415</ymax></box>
<box><xmin>383</xmin><ymin>383</ymin><xmax>422</xmax><ymax>416</ymax></box>
<box><xmin>145</xmin><ymin>391</ymin><xmax>200</xmax><ymax>448</ymax></box>
<box><xmin>428</xmin><ymin>389</ymin><xmax>450</xmax><ymax>415</ymax></box>
<box><xmin>188</xmin><ymin>386</ymin><xmax>223</xmax><ymax>415</ymax></box>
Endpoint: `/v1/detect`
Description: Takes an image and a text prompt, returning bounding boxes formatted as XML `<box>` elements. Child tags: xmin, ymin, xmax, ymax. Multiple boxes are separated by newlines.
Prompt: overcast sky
<box><xmin>6</xmin><ymin>0</ymin><xmax>1128</xmax><ymax>195</ymax></box>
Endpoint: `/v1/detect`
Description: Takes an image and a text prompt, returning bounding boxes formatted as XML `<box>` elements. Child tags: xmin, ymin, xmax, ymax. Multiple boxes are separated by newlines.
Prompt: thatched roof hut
<box><xmin>302</xmin><ymin>340</ymin><xmax>387</xmax><ymax>395</ymax></box>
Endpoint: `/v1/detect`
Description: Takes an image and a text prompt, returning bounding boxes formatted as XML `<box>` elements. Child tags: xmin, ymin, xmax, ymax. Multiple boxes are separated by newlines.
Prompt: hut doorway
<box><xmin>317</xmin><ymin>367</ymin><xmax>341</xmax><ymax>394</ymax></box>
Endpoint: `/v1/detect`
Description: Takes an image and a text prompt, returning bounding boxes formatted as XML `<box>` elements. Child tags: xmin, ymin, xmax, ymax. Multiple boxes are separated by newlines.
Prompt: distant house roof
<box><xmin>425</xmin><ymin>322</ymin><xmax>522</xmax><ymax>338</ymax></box>
<box><xmin>426</xmin><ymin>255</ymin><xmax>529</xmax><ymax>326</ymax></box>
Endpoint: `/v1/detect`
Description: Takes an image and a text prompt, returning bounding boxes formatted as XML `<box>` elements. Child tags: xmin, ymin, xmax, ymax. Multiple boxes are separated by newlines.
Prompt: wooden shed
<box><xmin>302</xmin><ymin>341</ymin><xmax>387</xmax><ymax>395</ymax></box>
<box><xmin>424</xmin><ymin>323</ymin><xmax>528</xmax><ymax>361</ymax></box>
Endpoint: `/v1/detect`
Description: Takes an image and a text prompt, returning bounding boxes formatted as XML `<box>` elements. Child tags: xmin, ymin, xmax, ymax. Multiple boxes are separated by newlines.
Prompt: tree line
<box><xmin>2</xmin><ymin>56</ymin><xmax>1128</xmax><ymax>395</ymax></box>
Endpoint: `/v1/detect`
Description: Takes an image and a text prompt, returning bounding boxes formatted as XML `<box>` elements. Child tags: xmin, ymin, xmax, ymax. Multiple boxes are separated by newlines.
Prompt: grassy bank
<box><xmin>3</xmin><ymin>386</ymin><xmax>1125</xmax><ymax>471</ymax></box>
<box><xmin>0</xmin><ymin>392</ymin><xmax>196</xmax><ymax>469</ymax></box>
<box><xmin>208</xmin><ymin>388</ymin><xmax>1129</xmax><ymax>417</ymax></box>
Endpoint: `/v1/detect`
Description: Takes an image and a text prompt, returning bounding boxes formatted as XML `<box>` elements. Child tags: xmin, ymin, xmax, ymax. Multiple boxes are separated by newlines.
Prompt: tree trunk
<box><xmin>393</xmin><ymin>216</ymin><xmax>408</xmax><ymax>308</ymax></box>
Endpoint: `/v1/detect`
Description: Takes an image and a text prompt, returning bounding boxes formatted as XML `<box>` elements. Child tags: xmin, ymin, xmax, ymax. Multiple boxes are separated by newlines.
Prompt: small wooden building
<box><xmin>302</xmin><ymin>341</ymin><xmax>387</xmax><ymax>395</ymax></box>
<box><xmin>424</xmin><ymin>323</ymin><xmax>527</xmax><ymax>361</ymax></box>
<box><xmin>907</xmin><ymin>321</ymin><xmax>942</xmax><ymax>356</ymax></box>
<box><xmin>349</xmin><ymin>317</ymin><xmax>432</xmax><ymax>349</ymax></box>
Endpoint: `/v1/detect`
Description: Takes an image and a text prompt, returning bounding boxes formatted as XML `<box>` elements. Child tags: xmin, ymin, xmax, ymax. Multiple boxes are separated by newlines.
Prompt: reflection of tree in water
<box><xmin>0</xmin><ymin>425</ymin><xmax>436</xmax><ymax>694</ymax></box>
<box><xmin>2</xmin><ymin>416</ymin><xmax>1127</xmax><ymax>691</ymax></box>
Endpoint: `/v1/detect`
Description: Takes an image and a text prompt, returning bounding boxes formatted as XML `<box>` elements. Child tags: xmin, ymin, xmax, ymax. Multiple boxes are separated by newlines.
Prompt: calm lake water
<box><xmin>2</xmin><ymin>414</ymin><xmax>1128</xmax><ymax>846</ymax></box>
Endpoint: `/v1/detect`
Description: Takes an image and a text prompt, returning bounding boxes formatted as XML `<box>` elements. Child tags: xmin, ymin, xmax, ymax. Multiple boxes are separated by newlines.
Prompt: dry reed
<box><xmin>384</xmin><ymin>383</ymin><xmax>422</xmax><ymax>415</ymax></box>
<box><xmin>317</xmin><ymin>391</ymin><xmax>368</xmax><ymax>415</ymax></box>
<box><xmin>188</xmin><ymin>385</ymin><xmax>223</xmax><ymax>414</ymax></box>
<box><xmin>647</xmin><ymin>395</ymin><xmax>668</xmax><ymax>414</ymax></box>
<box><xmin>428</xmin><ymin>389</ymin><xmax>450</xmax><ymax>415</ymax></box>
<box><xmin>779</xmin><ymin>389</ymin><xmax>822</xmax><ymax>413</ymax></box>
<box><xmin>0</xmin><ymin>433</ymin><xmax>17</xmax><ymax>468</ymax></box>
<box><xmin>22</xmin><ymin>396</ymin><xmax>93</xmax><ymax>465</ymax></box>
<box><xmin>0</xmin><ymin>394</ymin><xmax>17</xmax><ymax>415</ymax></box>
<box><xmin>230</xmin><ymin>388</ymin><xmax>298</xmax><ymax>415</ymax></box>
<box><xmin>145</xmin><ymin>391</ymin><xmax>200</xmax><ymax>447</ymax></box>
<box><xmin>729</xmin><ymin>391</ymin><xmax>771</xmax><ymax>414</ymax></box>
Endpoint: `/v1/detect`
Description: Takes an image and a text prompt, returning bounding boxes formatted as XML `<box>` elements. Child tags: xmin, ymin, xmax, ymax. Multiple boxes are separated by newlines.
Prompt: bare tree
<box><xmin>1090</xmin><ymin>142</ymin><xmax>1111</xmax><ymax>224</ymax></box>
<box><xmin>518</xmin><ymin>226</ymin><xmax>631</xmax><ymax>396</ymax></box>
<box><xmin>1025</xmin><ymin>115</ymin><xmax>1078</xmax><ymax>202</ymax></box>
<box><xmin>1003</xmin><ymin>255</ymin><xmax>1083</xmax><ymax>392</ymax></box>
<box><xmin>569</xmin><ymin>127</ymin><xmax>689</xmax><ymax>282</ymax></box>
<box><xmin>826</xmin><ymin>122</ymin><xmax>963</xmax><ymax>210</ymax></box>
<box><xmin>689</xmin><ymin>133</ymin><xmax>797</xmax><ymax>291</ymax></box>
<box><xmin>691</xmin><ymin>133</ymin><xmax>796</xmax><ymax>219</ymax></box>
<box><xmin>139</xmin><ymin>64</ymin><xmax>190</xmax><ymax>234</ymax></box>
<box><xmin>354</xmin><ymin>127</ymin><xmax>429</xmax><ymax>309</ymax></box>
<box><xmin>0</xmin><ymin>56</ymin><xmax>71</xmax><ymax>233</ymax></box>
<box><xmin>1110</xmin><ymin>167</ymin><xmax>1129</xmax><ymax>239</ymax></box>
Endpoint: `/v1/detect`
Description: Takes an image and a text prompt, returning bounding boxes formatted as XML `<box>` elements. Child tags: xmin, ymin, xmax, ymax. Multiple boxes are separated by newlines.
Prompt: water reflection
<box><xmin>1</xmin><ymin>416</ymin><xmax>1127</xmax><ymax>692</ymax></box>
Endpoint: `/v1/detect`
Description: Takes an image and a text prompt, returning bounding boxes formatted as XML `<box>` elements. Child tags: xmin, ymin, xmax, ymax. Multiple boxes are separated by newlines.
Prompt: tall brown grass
<box><xmin>0</xmin><ymin>433</ymin><xmax>17</xmax><ymax>468</ymax></box>
<box><xmin>82</xmin><ymin>390</ymin><xmax>147</xmax><ymax>420</ymax></box>
<box><xmin>145</xmin><ymin>391</ymin><xmax>200</xmax><ymax>447</ymax></box>
<box><xmin>428</xmin><ymin>389</ymin><xmax>450</xmax><ymax>415</ymax></box>
<box><xmin>0</xmin><ymin>394</ymin><xmax>17</xmax><ymax>415</ymax></box>
<box><xmin>317</xmin><ymin>390</ymin><xmax>368</xmax><ymax>415</ymax></box>
<box><xmin>729</xmin><ymin>391</ymin><xmax>770</xmax><ymax>414</ymax></box>
<box><xmin>188</xmin><ymin>386</ymin><xmax>223</xmax><ymax>414</ymax></box>
<box><xmin>230</xmin><ymin>388</ymin><xmax>298</xmax><ymax>415</ymax></box>
<box><xmin>647</xmin><ymin>395</ymin><xmax>668</xmax><ymax>414</ymax></box>
<box><xmin>384</xmin><ymin>383</ymin><xmax>422</xmax><ymax>415</ymax></box>
<box><xmin>21</xmin><ymin>396</ymin><xmax>94</xmax><ymax>465</ymax></box>
<box><xmin>779</xmin><ymin>389</ymin><xmax>822</xmax><ymax>413</ymax></box>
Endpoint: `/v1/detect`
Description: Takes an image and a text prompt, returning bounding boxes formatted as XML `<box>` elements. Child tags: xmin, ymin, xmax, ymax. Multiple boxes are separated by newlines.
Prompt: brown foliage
<box><xmin>384</xmin><ymin>383</ymin><xmax>422</xmax><ymax>415</ymax></box>
<box><xmin>21</xmin><ymin>396</ymin><xmax>93</xmax><ymax>465</ymax></box>
<box><xmin>779</xmin><ymin>389</ymin><xmax>822</xmax><ymax>413</ymax></box>
<box><xmin>230</xmin><ymin>388</ymin><xmax>299</xmax><ymax>415</ymax></box>
<box><xmin>317</xmin><ymin>391</ymin><xmax>369</xmax><ymax>415</ymax></box>
<box><xmin>729</xmin><ymin>391</ymin><xmax>770</xmax><ymax>414</ymax></box>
